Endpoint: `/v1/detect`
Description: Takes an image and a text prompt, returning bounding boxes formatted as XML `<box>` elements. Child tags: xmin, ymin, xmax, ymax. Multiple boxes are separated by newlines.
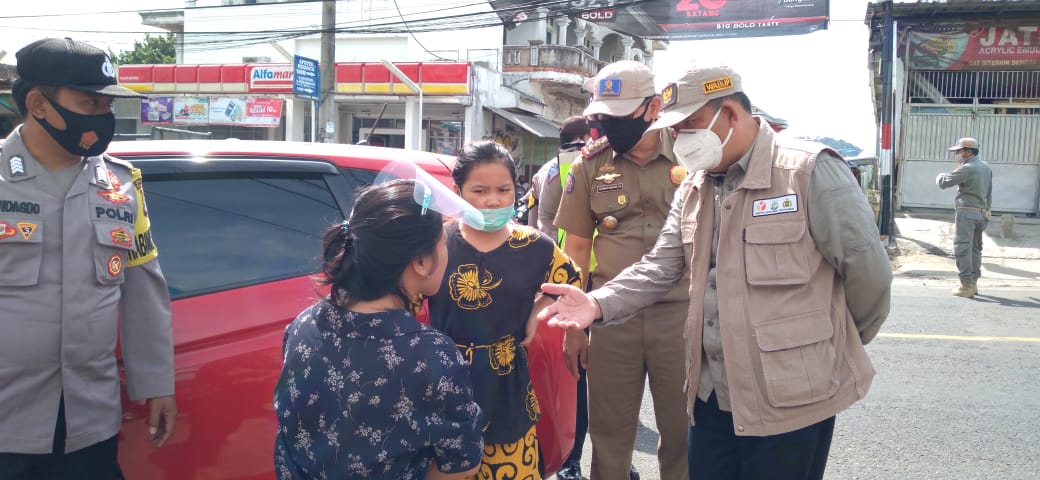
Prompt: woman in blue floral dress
<box><xmin>427</xmin><ymin>142</ymin><xmax>583</xmax><ymax>480</ymax></box>
<box><xmin>274</xmin><ymin>180</ymin><xmax>484</xmax><ymax>479</ymax></box>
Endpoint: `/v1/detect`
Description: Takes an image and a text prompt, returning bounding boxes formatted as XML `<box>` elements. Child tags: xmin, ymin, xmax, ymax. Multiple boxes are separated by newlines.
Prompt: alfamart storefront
<box><xmin>115</xmin><ymin>61</ymin><xmax>471</xmax><ymax>148</ymax></box>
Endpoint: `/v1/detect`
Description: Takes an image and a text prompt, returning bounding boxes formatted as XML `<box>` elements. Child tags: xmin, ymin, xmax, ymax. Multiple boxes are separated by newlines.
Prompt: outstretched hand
<box><xmin>536</xmin><ymin>283</ymin><xmax>600</xmax><ymax>330</ymax></box>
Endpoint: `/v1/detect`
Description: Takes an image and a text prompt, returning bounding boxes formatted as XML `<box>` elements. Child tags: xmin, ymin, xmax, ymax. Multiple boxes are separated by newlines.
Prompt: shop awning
<box><xmin>486</xmin><ymin>107</ymin><xmax>560</xmax><ymax>138</ymax></box>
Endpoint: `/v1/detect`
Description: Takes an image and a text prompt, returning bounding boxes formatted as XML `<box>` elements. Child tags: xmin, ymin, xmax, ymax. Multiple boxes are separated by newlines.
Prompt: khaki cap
<box><xmin>583</xmin><ymin>60</ymin><xmax>656</xmax><ymax>117</ymax></box>
<box><xmin>649</xmin><ymin>64</ymin><xmax>743</xmax><ymax>131</ymax></box>
<box><xmin>947</xmin><ymin>137</ymin><xmax>979</xmax><ymax>151</ymax></box>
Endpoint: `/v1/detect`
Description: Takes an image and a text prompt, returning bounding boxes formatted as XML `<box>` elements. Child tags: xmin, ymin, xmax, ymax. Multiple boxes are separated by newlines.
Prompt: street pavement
<box><xmin>552</xmin><ymin>211</ymin><xmax>1040</xmax><ymax>480</ymax></box>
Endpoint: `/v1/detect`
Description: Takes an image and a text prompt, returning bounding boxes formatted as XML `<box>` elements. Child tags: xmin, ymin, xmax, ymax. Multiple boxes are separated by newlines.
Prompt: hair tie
<box><xmin>340</xmin><ymin>220</ymin><xmax>350</xmax><ymax>233</ymax></box>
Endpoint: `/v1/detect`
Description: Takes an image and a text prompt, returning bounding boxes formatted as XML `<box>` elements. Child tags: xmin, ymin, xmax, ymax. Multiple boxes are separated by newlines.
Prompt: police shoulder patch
<box><xmin>103</xmin><ymin>154</ymin><xmax>135</xmax><ymax>171</ymax></box>
<box><xmin>564</xmin><ymin>171</ymin><xmax>575</xmax><ymax>194</ymax></box>
<box><xmin>581</xmin><ymin>137</ymin><xmax>610</xmax><ymax>159</ymax></box>
<box><xmin>546</xmin><ymin>161</ymin><xmax>559</xmax><ymax>181</ymax></box>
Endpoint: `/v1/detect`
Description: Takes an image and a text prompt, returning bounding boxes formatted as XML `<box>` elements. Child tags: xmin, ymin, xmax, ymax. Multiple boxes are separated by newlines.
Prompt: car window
<box><xmin>338</xmin><ymin>167</ymin><xmax>379</xmax><ymax>212</ymax></box>
<box><xmin>143</xmin><ymin>173</ymin><xmax>343</xmax><ymax>299</ymax></box>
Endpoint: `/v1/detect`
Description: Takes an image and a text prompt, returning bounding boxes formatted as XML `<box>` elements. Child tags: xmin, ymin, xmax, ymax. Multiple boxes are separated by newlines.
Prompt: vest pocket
<box><xmin>0</xmin><ymin>216</ymin><xmax>43</xmax><ymax>286</ymax></box>
<box><xmin>92</xmin><ymin>222</ymin><xmax>137</xmax><ymax>285</ymax></box>
<box><xmin>743</xmin><ymin>221</ymin><xmax>810</xmax><ymax>285</ymax></box>
<box><xmin>754</xmin><ymin>310</ymin><xmax>838</xmax><ymax>407</ymax></box>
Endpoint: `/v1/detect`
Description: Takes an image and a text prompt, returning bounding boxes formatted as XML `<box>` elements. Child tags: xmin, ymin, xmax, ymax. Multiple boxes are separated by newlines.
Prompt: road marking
<box><xmin>878</xmin><ymin>333</ymin><xmax>1040</xmax><ymax>343</ymax></box>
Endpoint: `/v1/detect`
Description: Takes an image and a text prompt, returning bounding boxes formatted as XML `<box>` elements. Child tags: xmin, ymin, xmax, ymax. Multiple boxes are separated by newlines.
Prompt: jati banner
<box><xmin>909</xmin><ymin>26</ymin><xmax>1040</xmax><ymax>71</ymax></box>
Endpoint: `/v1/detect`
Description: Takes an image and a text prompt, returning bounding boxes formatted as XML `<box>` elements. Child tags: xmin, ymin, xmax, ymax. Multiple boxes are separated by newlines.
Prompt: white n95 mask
<box><xmin>673</xmin><ymin>107</ymin><xmax>733</xmax><ymax>172</ymax></box>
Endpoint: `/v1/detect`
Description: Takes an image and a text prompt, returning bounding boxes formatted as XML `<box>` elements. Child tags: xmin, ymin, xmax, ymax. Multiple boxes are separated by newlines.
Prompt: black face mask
<box><xmin>590</xmin><ymin>110</ymin><xmax>653</xmax><ymax>155</ymax></box>
<box><xmin>34</xmin><ymin>96</ymin><xmax>116</xmax><ymax>158</ymax></box>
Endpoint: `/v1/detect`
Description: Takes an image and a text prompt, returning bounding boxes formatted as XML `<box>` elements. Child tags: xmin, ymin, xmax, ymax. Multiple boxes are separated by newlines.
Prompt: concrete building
<box><xmin>0</xmin><ymin>64</ymin><xmax>17</xmax><ymax>139</ymax></box>
<box><xmin>126</xmin><ymin>0</ymin><xmax>664</xmax><ymax>175</ymax></box>
<box><xmin>866</xmin><ymin>0</ymin><xmax>1040</xmax><ymax>215</ymax></box>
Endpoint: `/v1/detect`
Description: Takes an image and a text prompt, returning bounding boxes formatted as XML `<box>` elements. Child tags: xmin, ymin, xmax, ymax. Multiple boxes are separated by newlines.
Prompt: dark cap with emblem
<box><xmin>582</xmin><ymin>60</ymin><xmax>656</xmax><ymax>117</ymax></box>
<box><xmin>15</xmin><ymin>37</ymin><xmax>144</xmax><ymax>98</ymax></box>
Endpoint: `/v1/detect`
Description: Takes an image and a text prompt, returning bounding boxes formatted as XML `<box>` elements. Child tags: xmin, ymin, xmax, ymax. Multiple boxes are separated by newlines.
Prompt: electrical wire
<box><xmin>1</xmin><ymin>0</ymin><xmax>871</xmax><ymax>55</ymax></box>
<box><xmin>391</xmin><ymin>0</ymin><xmax>452</xmax><ymax>61</ymax></box>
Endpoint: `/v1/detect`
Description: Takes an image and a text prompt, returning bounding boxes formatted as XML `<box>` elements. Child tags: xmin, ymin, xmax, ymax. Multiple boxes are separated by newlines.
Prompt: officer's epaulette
<box><xmin>103</xmin><ymin>154</ymin><xmax>135</xmax><ymax>170</ymax></box>
<box><xmin>581</xmin><ymin>137</ymin><xmax>610</xmax><ymax>159</ymax></box>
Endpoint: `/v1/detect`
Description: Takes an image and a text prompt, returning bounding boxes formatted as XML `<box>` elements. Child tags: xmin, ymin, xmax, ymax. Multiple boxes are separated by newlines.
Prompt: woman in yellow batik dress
<box><xmin>428</xmin><ymin>141</ymin><xmax>582</xmax><ymax>480</ymax></box>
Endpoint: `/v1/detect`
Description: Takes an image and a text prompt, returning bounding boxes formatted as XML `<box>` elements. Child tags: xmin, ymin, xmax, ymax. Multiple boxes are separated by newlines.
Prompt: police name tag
<box><xmin>752</xmin><ymin>194</ymin><xmax>798</xmax><ymax>217</ymax></box>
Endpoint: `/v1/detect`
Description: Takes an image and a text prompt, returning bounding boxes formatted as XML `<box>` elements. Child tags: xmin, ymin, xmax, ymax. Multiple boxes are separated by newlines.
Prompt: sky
<box><xmin>0</xmin><ymin>2</ymin><xmax>181</xmax><ymax>58</ymax></box>
<box><xmin>654</xmin><ymin>0</ymin><xmax>878</xmax><ymax>152</ymax></box>
<box><xmin>0</xmin><ymin>0</ymin><xmax>879</xmax><ymax>152</ymax></box>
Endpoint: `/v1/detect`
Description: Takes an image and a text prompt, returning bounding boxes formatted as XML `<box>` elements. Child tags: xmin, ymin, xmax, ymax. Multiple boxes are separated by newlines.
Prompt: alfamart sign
<box><xmin>249</xmin><ymin>65</ymin><xmax>295</xmax><ymax>90</ymax></box>
<box><xmin>492</xmin><ymin>0</ymin><xmax>829</xmax><ymax>40</ymax></box>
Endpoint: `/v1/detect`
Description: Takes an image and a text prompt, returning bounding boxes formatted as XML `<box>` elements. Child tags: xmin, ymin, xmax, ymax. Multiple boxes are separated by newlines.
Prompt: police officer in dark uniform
<box><xmin>0</xmin><ymin>38</ymin><xmax>176</xmax><ymax>479</ymax></box>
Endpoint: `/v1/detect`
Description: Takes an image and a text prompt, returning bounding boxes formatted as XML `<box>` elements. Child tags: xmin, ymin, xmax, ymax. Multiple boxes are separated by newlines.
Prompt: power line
<box><xmin>0</xmin><ymin>0</ymin><xmax>323</xmax><ymax>20</ymax></box>
<box><xmin>391</xmin><ymin>0</ymin><xmax>451</xmax><ymax>61</ymax></box>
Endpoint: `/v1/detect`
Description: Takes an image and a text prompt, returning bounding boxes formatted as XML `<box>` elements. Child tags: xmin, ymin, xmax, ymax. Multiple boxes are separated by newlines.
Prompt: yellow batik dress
<box><xmin>428</xmin><ymin>221</ymin><xmax>582</xmax><ymax>480</ymax></box>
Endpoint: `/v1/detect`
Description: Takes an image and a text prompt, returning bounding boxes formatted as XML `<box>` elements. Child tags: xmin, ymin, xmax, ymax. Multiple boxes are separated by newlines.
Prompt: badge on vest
<box><xmin>752</xmin><ymin>194</ymin><xmax>798</xmax><ymax>217</ymax></box>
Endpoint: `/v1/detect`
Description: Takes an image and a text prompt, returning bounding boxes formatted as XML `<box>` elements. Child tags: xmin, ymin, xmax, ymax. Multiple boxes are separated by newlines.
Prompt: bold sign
<box><xmin>293</xmin><ymin>55</ymin><xmax>320</xmax><ymax>101</ymax></box>
<box><xmin>490</xmin><ymin>0</ymin><xmax>829</xmax><ymax>40</ymax></box>
<box><xmin>248</xmin><ymin>65</ymin><xmax>294</xmax><ymax>91</ymax></box>
<box><xmin>909</xmin><ymin>25</ymin><xmax>1040</xmax><ymax>71</ymax></box>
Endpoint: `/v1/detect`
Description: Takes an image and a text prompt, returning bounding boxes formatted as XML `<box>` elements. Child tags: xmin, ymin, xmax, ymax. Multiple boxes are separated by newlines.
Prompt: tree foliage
<box><xmin>110</xmin><ymin>33</ymin><xmax>176</xmax><ymax>65</ymax></box>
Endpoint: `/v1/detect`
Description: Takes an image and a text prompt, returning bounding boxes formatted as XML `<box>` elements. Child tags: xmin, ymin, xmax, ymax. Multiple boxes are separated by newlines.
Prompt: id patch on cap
<box><xmin>661</xmin><ymin>83</ymin><xmax>678</xmax><ymax>107</ymax></box>
<box><xmin>702</xmin><ymin>76</ymin><xmax>734</xmax><ymax>95</ymax></box>
<box><xmin>598</xmin><ymin>78</ymin><xmax>623</xmax><ymax>97</ymax></box>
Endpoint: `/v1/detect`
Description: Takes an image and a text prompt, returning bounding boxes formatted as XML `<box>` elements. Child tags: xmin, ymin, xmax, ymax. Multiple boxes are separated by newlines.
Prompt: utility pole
<box><xmin>319</xmin><ymin>0</ymin><xmax>336</xmax><ymax>143</ymax></box>
<box><xmin>878</xmin><ymin>0</ymin><xmax>895</xmax><ymax>242</ymax></box>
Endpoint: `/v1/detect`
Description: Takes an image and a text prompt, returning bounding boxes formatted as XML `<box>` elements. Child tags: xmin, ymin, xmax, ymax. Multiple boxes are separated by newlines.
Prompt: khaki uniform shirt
<box><xmin>0</xmin><ymin>128</ymin><xmax>174</xmax><ymax>454</ymax></box>
<box><xmin>555</xmin><ymin>128</ymin><xmax>689</xmax><ymax>301</ymax></box>
<box><xmin>937</xmin><ymin>155</ymin><xmax>993</xmax><ymax>210</ymax></box>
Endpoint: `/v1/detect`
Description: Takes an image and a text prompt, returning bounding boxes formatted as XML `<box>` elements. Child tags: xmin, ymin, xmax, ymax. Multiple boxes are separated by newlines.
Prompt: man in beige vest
<box><xmin>539</xmin><ymin>64</ymin><xmax>892</xmax><ymax>480</ymax></box>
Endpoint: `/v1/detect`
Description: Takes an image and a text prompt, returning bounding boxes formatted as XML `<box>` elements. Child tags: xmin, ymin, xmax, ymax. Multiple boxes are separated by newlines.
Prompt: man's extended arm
<box><xmin>936</xmin><ymin>165</ymin><xmax>968</xmax><ymax>189</ymax></box>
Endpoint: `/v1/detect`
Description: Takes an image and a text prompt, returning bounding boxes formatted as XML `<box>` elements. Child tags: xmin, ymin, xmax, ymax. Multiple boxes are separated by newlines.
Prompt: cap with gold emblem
<box><xmin>650</xmin><ymin>64</ymin><xmax>743</xmax><ymax>131</ymax></box>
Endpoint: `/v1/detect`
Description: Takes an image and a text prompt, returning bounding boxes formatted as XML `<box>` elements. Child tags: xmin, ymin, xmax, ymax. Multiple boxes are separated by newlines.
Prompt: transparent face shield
<box><xmin>373</xmin><ymin>160</ymin><xmax>486</xmax><ymax>230</ymax></box>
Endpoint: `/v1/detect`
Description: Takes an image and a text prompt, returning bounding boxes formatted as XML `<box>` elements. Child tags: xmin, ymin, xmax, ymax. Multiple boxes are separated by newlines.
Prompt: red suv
<box><xmin>107</xmin><ymin>140</ymin><xmax>575</xmax><ymax>479</ymax></box>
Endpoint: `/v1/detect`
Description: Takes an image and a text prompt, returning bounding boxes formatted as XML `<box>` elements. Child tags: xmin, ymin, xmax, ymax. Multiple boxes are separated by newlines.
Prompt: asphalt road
<box><xmin>557</xmin><ymin>282</ymin><xmax>1040</xmax><ymax>480</ymax></box>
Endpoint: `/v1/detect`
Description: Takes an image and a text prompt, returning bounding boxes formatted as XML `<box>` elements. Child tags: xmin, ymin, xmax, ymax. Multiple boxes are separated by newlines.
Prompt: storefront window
<box><xmin>428</xmin><ymin>120</ymin><xmax>463</xmax><ymax>155</ymax></box>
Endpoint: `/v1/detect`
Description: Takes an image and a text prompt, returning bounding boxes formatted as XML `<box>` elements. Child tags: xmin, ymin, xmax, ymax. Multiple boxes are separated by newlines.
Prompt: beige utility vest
<box><xmin>678</xmin><ymin>122</ymin><xmax>875</xmax><ymax>436</ymax></box>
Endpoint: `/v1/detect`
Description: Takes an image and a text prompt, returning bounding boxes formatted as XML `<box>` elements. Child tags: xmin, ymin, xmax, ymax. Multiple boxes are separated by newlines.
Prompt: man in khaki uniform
<box><xmin>541</xmin><ymin>64</ymin><xmax>892</xmax><ymax>480</ymax></box>
<box><xmin>0</xmin><ymin>38</ymin><xmax>176</xmax><ymax>479</ymax></box>
<box><xmin>936</xmin><ymin>137</ymin><xmax>993</xmax><ymax>297</ymax></box>
<box><xmin>554</xmin><ymin>61</ymin><xmax>690</xmax><ymax>480</ymax></box>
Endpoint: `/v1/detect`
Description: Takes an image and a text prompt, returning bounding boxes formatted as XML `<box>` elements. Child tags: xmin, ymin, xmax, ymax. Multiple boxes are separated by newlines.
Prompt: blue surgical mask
<box><xmin>478</xmin><ymin>205</ymin><xmax>515</xmax><ymax>232</ymax></box>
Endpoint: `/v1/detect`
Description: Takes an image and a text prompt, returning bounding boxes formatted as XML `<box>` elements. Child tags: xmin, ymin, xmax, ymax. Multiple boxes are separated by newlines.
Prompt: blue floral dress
<box><xmin>274</xmin><ymin>300</ymin><xmax>484</xmax><ymax>479</ymax></box>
